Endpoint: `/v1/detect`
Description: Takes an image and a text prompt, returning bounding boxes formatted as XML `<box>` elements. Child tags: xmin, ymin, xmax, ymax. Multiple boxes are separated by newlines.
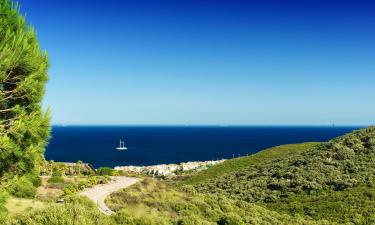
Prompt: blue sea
<box><xmin>45</xmin><ymin>126</ymin><xmax>362</xmax><ymax>168</ymax></box>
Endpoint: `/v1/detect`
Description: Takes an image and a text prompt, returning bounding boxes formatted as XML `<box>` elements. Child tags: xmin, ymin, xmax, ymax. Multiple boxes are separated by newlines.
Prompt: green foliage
<box><xmin>0</xmin><ymin>190</ymin><xmax>9</xmax><ymax>222</ymax></box>
<box><xmin>188</xmin><ymin>127</ymin><xmax>375</xmax><ymax>223</ymax></box>
<box><xmin>97</xmin><ymin>167</ymin><xmax>115</xmax><ymax>176</ymax></box>
<box><xmin>24</xmin><ymin>172</ymin><xmax>42</xmax><ymax>187</ymax></box>
<box><xmin>47</xmin><ymin>175</ymin><xmax>64</xmax><ymax>184</ymax></box>
<box><xmin>181</xmin><ymin>142</ymin><xmax>319</xmax><ymax>185</ymax></box>
<box><xmin>265</xmin><ymin>184</ymin><xmax>375</xmax><ymax>224</ymax></box>
<box><xmin>62</xmin><ymin>183</ymin><xmax>78</xmax><ymax>196</ymax></box>
<box><xmin>7</xmin><ymin>176</ymin><xmax>36</xmax><ymax>198</ymax></box>
<box><xmin>114</xmin><ymin>211</ymin><xmax>170</xmax><ymax>225</ymax></box>
<box><xmin>217</xmin><ymin>213</ymin><xmax>245</xmax><ymax>225</ymax></box>
<box><xmin>0</xmin><ymin>0</ymin><xmax>50</xmax><ymax>178</ymax></box>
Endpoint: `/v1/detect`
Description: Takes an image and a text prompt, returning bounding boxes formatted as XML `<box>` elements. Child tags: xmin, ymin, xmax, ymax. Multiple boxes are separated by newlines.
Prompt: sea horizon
<box><xmin>45</xmin><ymin>126</ymin><xmax>363</xmax><ymax>168</ymax></box>
<box><xmin>51</xmin><ymin>124</ymin><xmax>368</xmax><ymax>127</ymax></box>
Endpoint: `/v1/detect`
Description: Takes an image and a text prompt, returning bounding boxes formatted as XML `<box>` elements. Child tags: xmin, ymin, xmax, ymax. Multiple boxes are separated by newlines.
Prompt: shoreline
<box><xmin>114</xmin><ymin>159</ymin><xmax>226</xmax><ymax>176</ymax></box>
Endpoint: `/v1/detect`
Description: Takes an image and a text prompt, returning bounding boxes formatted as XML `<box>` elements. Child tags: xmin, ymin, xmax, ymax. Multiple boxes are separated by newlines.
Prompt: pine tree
<box><xmin>0</xmin><ymin>0</ymin><xmax>50</xmax><ymax>178</ymax></box>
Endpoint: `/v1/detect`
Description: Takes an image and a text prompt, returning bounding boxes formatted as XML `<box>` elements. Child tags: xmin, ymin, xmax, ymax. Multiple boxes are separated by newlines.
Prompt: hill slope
<box><xmin>181</xmin><ymin>142</ymin><xmax>320</xmax><ymax>185</ymax></box>
<box><xmin>189</xmin><ymin>126</ymin><xmax>375</xmax><ymax>223</ymax></box>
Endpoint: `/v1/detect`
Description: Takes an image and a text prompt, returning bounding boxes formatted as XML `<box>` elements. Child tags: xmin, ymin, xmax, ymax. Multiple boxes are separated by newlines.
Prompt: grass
<box><xmin>5</xmin><ymin>197</ymin><xmax>46</xmax><ymax>215</ymax></box>
<box><xmin>180</xmin><ymin>142</ymin><xmax>320</xmax><ymax>185</ymax></box>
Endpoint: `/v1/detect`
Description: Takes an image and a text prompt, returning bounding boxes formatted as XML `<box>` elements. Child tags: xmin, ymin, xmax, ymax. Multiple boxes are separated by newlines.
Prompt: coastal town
<box><xmin>114</xmin><ymin>159</ymin><xmax>226</xmax><ymax>176</ymax></box>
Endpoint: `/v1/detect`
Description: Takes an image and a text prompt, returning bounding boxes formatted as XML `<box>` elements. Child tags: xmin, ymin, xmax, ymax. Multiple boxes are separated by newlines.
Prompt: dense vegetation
<box><xmin>189</xmin><ymin>127</ymin><xmax>375</xmax><ymax>224</ymax></box>
<box><xmin>181</xmin><ymin>142</ymin><xmax>319</xmax><ymax>185</ymax></box>
<box><xmin>264</xmin><ymin>184</ymin><xmax>375</xmax><ymax>224</ymax></box>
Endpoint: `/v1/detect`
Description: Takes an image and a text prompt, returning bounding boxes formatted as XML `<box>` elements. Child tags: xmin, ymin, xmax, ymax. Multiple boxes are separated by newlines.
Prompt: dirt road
<box><xmin>80</xmin><ymin>177</ymin><xmax>139</xmax><ymax>215</ymax></box>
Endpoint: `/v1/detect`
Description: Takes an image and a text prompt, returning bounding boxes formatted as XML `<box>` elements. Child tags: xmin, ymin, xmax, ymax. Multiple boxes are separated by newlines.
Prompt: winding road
<box><xmin>79</xmin><ymin>176</ymin><xmax>139</xmax><ymax>215</ymax></box>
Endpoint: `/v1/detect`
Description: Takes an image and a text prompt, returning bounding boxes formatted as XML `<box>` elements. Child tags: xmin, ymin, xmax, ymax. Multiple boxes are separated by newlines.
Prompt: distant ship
<box><xmin>116</xmin><ymin>139</ymin><xmax>127</xmax><ymax>150</ymax></box>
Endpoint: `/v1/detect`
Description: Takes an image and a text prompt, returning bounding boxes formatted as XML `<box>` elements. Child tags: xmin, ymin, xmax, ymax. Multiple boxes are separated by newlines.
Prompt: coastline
<box><xmin>114</xmin><ymin>159</ymin><xmax>226</xmax><ymax>176</ymax></box>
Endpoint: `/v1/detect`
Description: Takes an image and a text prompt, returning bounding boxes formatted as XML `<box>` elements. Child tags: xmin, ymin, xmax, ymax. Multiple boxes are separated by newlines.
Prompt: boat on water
<box><xmin>116</xmin><ymin>139</ymin><xmax>127</xmax><ymax>150</ymax></box>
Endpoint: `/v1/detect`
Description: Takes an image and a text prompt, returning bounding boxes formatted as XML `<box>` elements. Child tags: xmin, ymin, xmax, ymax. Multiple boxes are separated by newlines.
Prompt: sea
<box><xmin>45</xmin><ymin>126</ymin><xmax>362</xmax><ymax>168</ymax></box>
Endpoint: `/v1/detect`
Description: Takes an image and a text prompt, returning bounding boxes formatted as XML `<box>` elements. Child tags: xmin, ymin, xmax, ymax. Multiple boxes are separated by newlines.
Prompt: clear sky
<box><xmin>19</xmin><ymin>0</ymin><xmax>375</xmax><ymax>125</ymax></box>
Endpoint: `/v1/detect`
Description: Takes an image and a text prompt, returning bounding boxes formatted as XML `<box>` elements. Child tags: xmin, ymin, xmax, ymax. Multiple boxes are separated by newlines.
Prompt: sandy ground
<box><xmin>79</xmin><ymin>176</ymin><xmax>139</xmax><ymax>215</ymax></box>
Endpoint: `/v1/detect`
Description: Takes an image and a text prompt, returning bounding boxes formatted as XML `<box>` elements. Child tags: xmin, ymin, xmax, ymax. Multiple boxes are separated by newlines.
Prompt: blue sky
<box><xmin>19</xmin><ymin>0</ymin><xmax>375</xmax><ymax>125</ymax></box>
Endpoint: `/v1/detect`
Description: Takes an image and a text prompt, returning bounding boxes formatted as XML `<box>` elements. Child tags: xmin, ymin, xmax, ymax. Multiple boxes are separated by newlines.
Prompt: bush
<box><xmin>25</xmin><ymin>172</ymin><xmax>42</xmax><ymax>187</ymax></box>
<box><xmin>8</xmin><ymin>177</ymin><xmax>36</xmax><ymax>198</ymax></box>
<box><xmin>97</xmin><ymin>167</ymin><xmax>114</xmax><ymax>176</ymax></box>
<box><xmin>176</xmin><ymin>215</ymin><xmax>206</xmax><ymax>225</ymax></box>
<box><xmin>53</xmin><ymin>170</ymin><xmax>63</xmax><ymax>177</ymax></box>
<box><xmin>62</xmin><ymin>184</ymin><xmax>78</xmax><ymax>196</ymax></box>
<box><xmin>113</xmin><ymin>211</ymin><xmax>137</xmax><ymax>225</ymax></box>
<box><xmin>82</xmin><ymin>169</ymin><xmax>94</xmax><ymax>176</ymax></box>
<box><xmin>112</xmin><ymin>170</ymin><xmax>124</xmax><ymax>176</ymax></box>
<box><xmin>47</xmin><ymin>176</ymin><xmax>64</xmax><ymax>184</ymax></box>
<box><xmin>0</xmin><ymin>190</ymin><xmax>9</xmax><ymax>223</ymax></box>
<box><xmin>63</xmin><ymin>195</ymin><xmax>96</xmax><ymax>208</ymax></box>
<box><xmin>218</xmin><ymin>213</ymin><xmax>245</xmax><ymax>225</ymax></box>
<box><xmin>217</xmin><ymin>213</ymin><xmax>245</xmax><ymax>225</ymax></box>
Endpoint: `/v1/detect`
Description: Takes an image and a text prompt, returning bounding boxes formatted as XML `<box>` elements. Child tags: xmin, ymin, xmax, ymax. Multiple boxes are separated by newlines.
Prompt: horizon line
<box><xmin>50</xmin><ymin>124</ymin><xmax>369</xmax><ymax>127</ymax></box>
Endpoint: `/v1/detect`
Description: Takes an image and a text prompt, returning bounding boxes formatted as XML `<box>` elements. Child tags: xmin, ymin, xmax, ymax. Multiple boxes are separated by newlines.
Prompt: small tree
<box><xmin>97</xmin><ymin>167</ymin><xmax>114</xmax><ymax>176</ymax></box>
<box><xmin>0</xmin><ymin>0</ymin><xmax>50</xmax><ymax>178</ymax></box>
<box><xmin>49</xmin><ymin>160</ymin><xmax>54</xmax><ymax>176</ymax></box>
<box><xmin>60</xmin><ymin>163</ymin><xmax>68</xmax><ymax>176</ymax></box>
<box><xmin>77</xmin><ymin>160</ymin><xmax>83</xmax><ymax>175</ymax></box>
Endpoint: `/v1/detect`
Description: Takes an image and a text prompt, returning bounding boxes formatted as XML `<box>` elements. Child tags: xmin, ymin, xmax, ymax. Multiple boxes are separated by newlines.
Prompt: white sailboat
<box><xmin>116</xmin><ymin>139</ymin><xmax>127</xmax><ymax>150</ymax></box>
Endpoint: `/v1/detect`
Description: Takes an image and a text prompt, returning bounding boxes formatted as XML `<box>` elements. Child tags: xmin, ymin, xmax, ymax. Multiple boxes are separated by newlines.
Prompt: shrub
<box><xmin>113</xmin><ymin>211</ymin><xmax>137</xmax><ymax>225</ymax></box>
<box><xmin>0</xmin><ymin>190</ymin><xmax>9</xmax><ymax>223</ymax></box>
<box><xmin>25</xmin><ymin>172</ymin><xmax>42</xmax><ymax>187</ymax></box>
<box><xmin>217</xmin><ymin>213</ymin><xmax>245</xmax><ymax>225</ymax></box>
<box><xmin>53</xmin><ymin>170</ymin><xmax>63</xmax><ymax>177</ymax></box>
<box><xmin>47</xmin><ymin>176</ymin><xmax>64</xmax><ymax>184</ymax></box>
<box><xmin>176</xmin><ymin>215</ymin><xmax>206</xmax><ymax>225</ymax></box>
<box><xmin>8</xmin><ymin>177</ymin><xmax>36</xmax><ymax>198</ymax></box>
<box><xmin>97</xmin><ymin>167</ymin><xmax>114</xmax><ymax>176</ymax></box>
<box><xmin>63</xmin><ymin>195</ymin><xmax>96</xmax><ymax>208</ymax></box>
<box><xmin>62</xmin><ymin>184</ymin><xmax>78</xmax><ymax>196</ymax></box>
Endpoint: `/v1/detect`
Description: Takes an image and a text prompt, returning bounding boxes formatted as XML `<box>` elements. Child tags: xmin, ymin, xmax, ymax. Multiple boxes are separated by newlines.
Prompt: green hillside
<box><xmin>190</xmin><ymin>126</ymin><xmax>375</xmax><ymax>223</ymax></box>
<box><xmin>181</xmin><ymin>142</ymin><xmax>320</xmax><ymax>185</ymax></box>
